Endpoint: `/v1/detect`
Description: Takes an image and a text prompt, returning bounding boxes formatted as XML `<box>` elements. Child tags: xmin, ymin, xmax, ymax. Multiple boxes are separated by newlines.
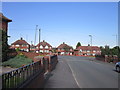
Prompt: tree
<box><xmin>88</xmin><ymin>44</ymin><xmax>90</xmax><ymax>46</ymax></box>
<box><xmin>0</xmin><ymin>29</ymin><xmax>9</xmax><ymax>62</ymax></box>
<box><xmin>76</xmin><ymin>42</ymin><xmax>81</xmax><ymax>48</ymax></box>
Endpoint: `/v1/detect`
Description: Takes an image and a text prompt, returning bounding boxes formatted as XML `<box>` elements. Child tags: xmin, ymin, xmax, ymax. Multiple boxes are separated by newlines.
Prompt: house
<box><xmin>36</xmin><ymin>40</ymin><xmax>52</xmax><ymax>54</ymax></box>
<box><xmin>10</xmin><ymin>37</ymin><xmax>30</xmax><ymax>52</ymax></box>
<box><xmin>30</xmin><ymin>44</ymin><xmax>36</xmax><ymax>52</ymax></box>
<box><xmin>0</xmin><ymin>13</ymin><xmax>12</xmax><ymax>33</ymax></box>
<box><xmin>57</xmin><ymin>42</ymin><xmax>73</xmax><ymax>55</ymax></box>
<box><xmin>75</xmin><ymin>46</ymin><xmax>101</xmax><ymax>56</ymax></box>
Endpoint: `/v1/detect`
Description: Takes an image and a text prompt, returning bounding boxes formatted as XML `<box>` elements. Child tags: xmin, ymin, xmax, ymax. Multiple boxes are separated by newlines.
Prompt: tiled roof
<box><xmin>11</xmin><ymin>38</ymin><xmax>30</xmax><ymax>45</ymax></box>
<box><xmin>57</xmin><ymin>42</ymin><xmax>73</xmax><ymax>49</ymax></box>
<box><xmin>77</xmin><ymin>46</ymin><xmax>100</xmax><ymax>50</ymax></box>
<box><xmin>36</xmin><ymin>40</ymin><xmax>52</xmax><ymax>47</ymax></box>
<box><xmin>0</xmin><ymin>13</ymin><xmax>12</xmax><ymax>22</ymax></box>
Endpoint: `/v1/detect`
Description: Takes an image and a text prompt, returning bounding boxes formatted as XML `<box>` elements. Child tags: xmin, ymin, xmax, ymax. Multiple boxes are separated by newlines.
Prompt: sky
<box><xmin>2</xmin><ymin>2</ymin><xmax>118</xmax><ymax>48</ymax></box>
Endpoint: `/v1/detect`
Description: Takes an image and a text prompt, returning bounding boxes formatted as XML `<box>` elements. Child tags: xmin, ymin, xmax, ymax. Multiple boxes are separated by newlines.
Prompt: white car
<box><xmin>115</xmin><ymin>62</ymin><xmax>120</xmax><ymax>72</ymax></box>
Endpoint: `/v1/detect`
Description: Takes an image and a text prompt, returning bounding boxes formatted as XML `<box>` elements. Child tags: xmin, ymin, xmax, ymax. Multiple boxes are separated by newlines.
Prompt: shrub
<box><xmin>2</xmin><ymin>55</ymin><xmax>33</xmax><ymax>68</ymax></box>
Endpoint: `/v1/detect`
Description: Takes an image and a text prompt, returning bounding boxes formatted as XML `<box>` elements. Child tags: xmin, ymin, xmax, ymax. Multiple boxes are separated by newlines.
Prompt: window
<box><xmin>47</xmin><ymin>50</ymin><xmax>49</xmax><ymax>53</ymax></box>
<box><xmin>80</xmin><ymin>49</ymin><xmax>82</xmax><ymax>52</ymax></box>
<box><xmin>93</xmin><ymin>50</ymin><xmax>96</xmax><ymax>52</ymax></box>
<box><xmin>61</xmin><ymin>52</ymin><xmax>64</xmax><ymax>54</ymax></box>
<box><xmin>40</xmin><ymin>50</ymin><xmax>43</xmax><ymax>52</ymax></box>
<box><xmin>40</xmin><ymin>45</ymin><xmax>43</xmax><ymax>48</ymax></box>
<box><xmin>87</xmin><ymin>50</ymin><xmax>90</xmax><ymax>52</ymax></box>
<box><xmin>45</xmin><ymin>45</ymin><xmax>48</xmax><ymax>49</ymax></box>
<box><xmin>16</xmin><ymin>45</ymin><xmax>19</xmax><ymax>47</ymax></box>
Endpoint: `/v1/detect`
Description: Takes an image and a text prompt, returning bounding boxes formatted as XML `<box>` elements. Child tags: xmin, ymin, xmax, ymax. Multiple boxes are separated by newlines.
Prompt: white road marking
<box><xmin>67</xmin><ymin>62</ymin><xmax>82</xmax><ymax>88</ymax></box>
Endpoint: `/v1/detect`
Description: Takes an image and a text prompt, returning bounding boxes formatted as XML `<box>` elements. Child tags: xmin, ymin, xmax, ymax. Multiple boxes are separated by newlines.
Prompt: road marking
<box><xmin>67</xmin><ymin>62</ymin><xmax>82</xmax><ymax>88</ymax></box>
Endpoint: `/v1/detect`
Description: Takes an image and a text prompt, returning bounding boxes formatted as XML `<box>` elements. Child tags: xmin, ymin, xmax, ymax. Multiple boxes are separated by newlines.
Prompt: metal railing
<box><xmin>2</xmin><ymin>61</ymin><xmax>43</xmax><ymax>88</ymax></box>
<box><xmin>2</xmin><ymin>55</ymin><xmax>58</xmax><ymax>89</ymax></box>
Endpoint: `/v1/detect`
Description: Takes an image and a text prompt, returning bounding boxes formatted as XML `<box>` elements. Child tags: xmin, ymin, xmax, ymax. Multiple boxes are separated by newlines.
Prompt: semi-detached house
<box><xmin>36</xmin><ymin>40</ymin><xmax>52</xmax><ymax>54</ymax></box>
<box><xmin>10</xmin><ymin>38</ymin><xmax>30</xmax><ymax>52</ymax></box>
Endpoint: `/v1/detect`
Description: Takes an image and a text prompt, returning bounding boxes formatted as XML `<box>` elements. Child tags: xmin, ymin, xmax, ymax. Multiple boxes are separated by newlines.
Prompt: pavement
<box><xmin>0</xmin><ymin>66</ymin><xmax>17</xmax><ymax>76</ymax></box>
<box><xmin>44</xmin><ymin>56</ymin><xmax>79</xmax><ymax>88</ymax></box>
<box><xmin>44</xmin><ymin>56</ymin><xmax>119</xmax><ymax>88</ymax></box>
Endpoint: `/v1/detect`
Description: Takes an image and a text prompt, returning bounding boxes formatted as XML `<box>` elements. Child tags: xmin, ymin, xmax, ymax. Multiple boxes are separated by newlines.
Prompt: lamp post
<box><xmin>89</xmin><ymin>35</ymin><xmax>92</xmax><ymax>46</ymax></box>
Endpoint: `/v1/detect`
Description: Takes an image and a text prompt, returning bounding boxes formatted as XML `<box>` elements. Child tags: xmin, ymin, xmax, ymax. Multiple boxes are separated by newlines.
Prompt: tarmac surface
<box><xmin>44</xmin><ymin>56</ymin><xmax>119</xmax><ymax>88</ymax></box>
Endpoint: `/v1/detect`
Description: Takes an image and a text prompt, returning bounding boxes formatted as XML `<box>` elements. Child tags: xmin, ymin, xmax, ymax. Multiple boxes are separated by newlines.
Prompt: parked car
<box><xmin>115</xmin><ymin>62</ymin><xmax>120</xmax><ymax>72</ymax></box>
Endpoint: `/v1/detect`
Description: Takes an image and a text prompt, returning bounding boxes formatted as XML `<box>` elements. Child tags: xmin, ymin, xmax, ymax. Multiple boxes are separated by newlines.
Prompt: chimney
<box><xmin>20</xmin><ymin>37</ymin><xmax>23</xmax><ymax>40</ymax></box>
<box><xmin>43</xmin><ymin>40</ymin><xmax>45</xmax><ymax>42</ymax></box>
<box><xmin>63</xmin><ymin>42</ymin><xmax>65</xmax><ymax>44</ymax></box>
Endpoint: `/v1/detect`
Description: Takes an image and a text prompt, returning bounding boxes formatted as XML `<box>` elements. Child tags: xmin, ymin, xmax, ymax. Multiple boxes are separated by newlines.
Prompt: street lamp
<box><xmin>89</xmin><ymin>35</ymin><xmax>92</xmax><ymax>46</ymax></box>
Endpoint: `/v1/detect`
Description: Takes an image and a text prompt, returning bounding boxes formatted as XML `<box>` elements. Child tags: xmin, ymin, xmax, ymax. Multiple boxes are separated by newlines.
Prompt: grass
<box><xmin>2</xmin><ymin>55</ymin><xmax>33</xmax><ymax>68</ymax></box>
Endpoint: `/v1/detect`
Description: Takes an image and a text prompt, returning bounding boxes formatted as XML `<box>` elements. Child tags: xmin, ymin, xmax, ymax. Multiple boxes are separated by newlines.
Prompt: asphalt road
<box><xmin>44</xmin><ymin>56</ymin><xmax>119</xmax><ymax>88</ymax></box>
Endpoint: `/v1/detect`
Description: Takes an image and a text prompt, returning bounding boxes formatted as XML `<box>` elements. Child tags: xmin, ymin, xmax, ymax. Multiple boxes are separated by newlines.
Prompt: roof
<box><xmin>11</xmin><ymin>38</ymin><xmax>30</xmax><ymax>45</ymax></box>
<box><xmin>36</xmin><ymin>40</ymin><xmax>52</xmax><ymax>47</ymax></box>
<box><xmin>57</xmin><ymin>42</ymin><xmax>73</xmax><ymax>49</ymax></box>
<box><xmin>0</xmin><ymin>13</ymin><xmax>12</xmax><ymax>22</ymax></box>
<box><xmin>77</xmin><ymin>46</ymin><xmax>100</xmax><ymax>51</ymax></box>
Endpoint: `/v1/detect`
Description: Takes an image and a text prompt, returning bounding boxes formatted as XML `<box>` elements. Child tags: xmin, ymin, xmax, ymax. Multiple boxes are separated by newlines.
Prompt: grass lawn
<box><xmin>2</xmin><ymin>55</ymin><xmax>33</xmax><ymax>68</ymax></box>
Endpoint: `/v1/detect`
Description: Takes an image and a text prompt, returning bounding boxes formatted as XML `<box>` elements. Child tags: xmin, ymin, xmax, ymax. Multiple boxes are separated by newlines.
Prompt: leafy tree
<box><xmin>0</xmin><ymin>29</ymin><xmax>9</xmax><ymax>62</ymax></box>
<box><xmin>76</xmin><ymin>42</ymin><xmax>81</xmax><ymax>48</ymax></box>
<box><xmin>88</xmin><ymin>44</ymin><xmax>90</xmax><ymax>46</ymax></box>
<box><xmin>104</xmin><ymin>45</ymin><xmax>110</xmax><ymax>55</ymax></box>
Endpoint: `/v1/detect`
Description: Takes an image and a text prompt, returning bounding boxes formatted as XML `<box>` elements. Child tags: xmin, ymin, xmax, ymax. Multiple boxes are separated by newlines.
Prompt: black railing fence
<box><xmin>2</xmin><ymin>61</ymin><xmax>43</xmax><ymax>88</ymax></box>
<box><xmin>2</xmin><ymin>55</ymin><xmax>58</xmax><ymax>89</ymax></box>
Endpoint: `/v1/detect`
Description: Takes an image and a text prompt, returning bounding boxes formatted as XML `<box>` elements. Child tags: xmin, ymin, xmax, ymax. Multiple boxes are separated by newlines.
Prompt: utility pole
<box><xmin>89</xmin><ymin>35</ymin><xmax>92</xmax><ymax>46</ymax></box>
<box><xmin>34</xmin><ymin>25</ymin><xmax>38</xmax><ymax>46</ymax></box>
<box><xmin>38</xmin><ymin>28</ymin><xmax>41</xmax><ymax>52</ymax></box>
<box><xmin>39</xmin><ymin>29</ymin><xmax>41</xmax><ymax>45</ymax></box>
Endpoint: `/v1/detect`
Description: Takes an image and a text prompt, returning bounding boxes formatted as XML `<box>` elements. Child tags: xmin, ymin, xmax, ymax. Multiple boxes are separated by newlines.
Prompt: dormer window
<box><xmin>45</xmin><ymin>45</ymin><xmax>48</xmax><ymax>49</ymax></box>
<box><xmin>40</xmin><ymin>45</ymin><xmax>43</xmax><ymax>48</ymax></box>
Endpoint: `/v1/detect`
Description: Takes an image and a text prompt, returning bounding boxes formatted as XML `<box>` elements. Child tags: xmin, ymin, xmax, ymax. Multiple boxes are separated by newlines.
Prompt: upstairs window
<box><xmin>45</xmin><ymin>45</ymin><xmax>48</xmax><ymax>49</ymax></box>
<box><xmin>40</xmin><ymin>45</ymin><xmax>43</xmax><ymax>48</ymax></box>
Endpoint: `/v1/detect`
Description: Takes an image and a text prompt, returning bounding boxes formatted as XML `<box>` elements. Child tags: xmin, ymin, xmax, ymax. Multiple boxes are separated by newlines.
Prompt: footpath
<box><xmin>44</xmin><ymin>57</ymin><xmax>79</xmax><ymax>88</ymax></box>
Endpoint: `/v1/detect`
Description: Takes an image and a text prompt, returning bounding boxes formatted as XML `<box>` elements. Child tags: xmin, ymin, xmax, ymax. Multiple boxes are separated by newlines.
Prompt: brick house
<box><xmin>30</xmin><ymin>44</ymin><xmax>36</xmax><ymax>52</ymax></box>
<box><xmin>74</xmin><ymin>46</ymin><xmax>101</xmax><ymax>56</ymax></box>
<box><xmin>10</xmin><ymin>37</ymin><xmax>30</xmax><ymax>52</ymax></box>
<box><xmin>0</xmin><ymin>13</ymin><xmax>12</xmax><ymax>33</ymax></box>
<box><xmin>36</xmin><ymin>40</ymin><xmax>52</xmax><ymax>54</ymax></box>
<box><xmin>57</xmin><ymin>42</ymin><xmax>73</xmax><ymax>55</ymax></box>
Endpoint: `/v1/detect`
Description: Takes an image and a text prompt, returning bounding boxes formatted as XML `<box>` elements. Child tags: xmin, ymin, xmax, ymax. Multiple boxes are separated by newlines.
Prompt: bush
<box><xmin>1</xmin><ymin>29</ymin><xmax>9</xmax><ymax>62</ymax></box>
<box><xmin>2</xmin><ymin>55</ymin><xmax>33</xmax><ymax>68</ymax></box>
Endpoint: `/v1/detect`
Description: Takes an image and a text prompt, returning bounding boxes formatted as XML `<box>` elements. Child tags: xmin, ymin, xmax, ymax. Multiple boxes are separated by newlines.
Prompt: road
<box><xmin>44</xmin><ymin>56</ymin><xmax>119</xmax><ymax>88</ymax></box>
